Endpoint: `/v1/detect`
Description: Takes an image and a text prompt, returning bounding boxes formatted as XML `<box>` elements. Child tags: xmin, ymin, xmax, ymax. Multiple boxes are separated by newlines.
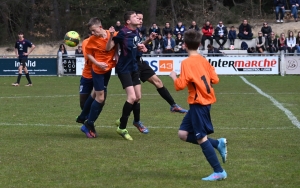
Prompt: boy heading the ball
<box><xmin>169</xmin><ymin>29</ymin><xmax>228</xmax><ymax>181</ymax></box>
<box><xmin>12</xmin><ymin>31</ymin><xmax>35</xmax><ymax>86</ymax></box>
<box><xmin>106</xmin><ymin>11</ymin><xmax>148</xmax><ymax>140</ymax></box>
<box><xmin>78</xmin><ymin>17</ymin><xmax>118</xmax><ymax>138</ymax></box>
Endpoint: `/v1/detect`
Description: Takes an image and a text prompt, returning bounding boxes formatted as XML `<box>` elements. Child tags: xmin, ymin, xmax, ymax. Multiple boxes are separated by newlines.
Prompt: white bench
<box><xmin>204</xmin><ymin>39</ymin><xmax>256</xmax><ymax>50</ymax></box>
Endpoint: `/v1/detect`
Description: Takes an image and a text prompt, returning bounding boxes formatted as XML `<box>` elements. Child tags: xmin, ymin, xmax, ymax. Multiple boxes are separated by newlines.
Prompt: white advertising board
<box><xmin>285</xmin><ymin>56</ymin><xmax>300</xmax><ymax>74</ymax></box>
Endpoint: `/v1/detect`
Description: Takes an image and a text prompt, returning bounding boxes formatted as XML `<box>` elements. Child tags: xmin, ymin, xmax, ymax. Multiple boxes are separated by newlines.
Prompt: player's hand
<box><xmin>109</xmin><ymin>26</ymin><xmax>115</xmax><ymax>35</ymax></box>
<box><xmin>23</xmin><ymin>52</ymin><xmax>29</xmax><ymax>56</ymax></box>
<box><xmin>169</xmin><ymin>71</ymin><xmax>177</xmax><ymax>80</ymax></box>
<box><xmin>137</xmin><ymin>43</ymin><xmax>147</xmax><ymax>52</ymax></box>
<box><xmin>97</xmin><ymin>62</ymin><xmax>108</xmax><ymax>70</ymax></box>
<box><xmin>149</xmin><ymin>32</ymin><xmax>158</xmax><ymax>40</ymax></box>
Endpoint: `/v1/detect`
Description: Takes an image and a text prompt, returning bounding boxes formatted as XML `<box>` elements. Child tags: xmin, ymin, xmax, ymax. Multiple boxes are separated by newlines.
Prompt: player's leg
<box><xmin>147</xmin><ymin>75</ymin><xmax>188</xmax><ymax>113</ymax></box>
<box><xmin>77</xmin><ymin>89</ymin><xmax>95</xmax><ymax>123</ymax></box>
<box><xmin>23</xmin><ymin>60</ymin><xmax>32</xmax><ymax>86</ymax></box>
<box><xmin>116</xmin><ymin>73</ymin><xmax>136</xmax><ymax>140</ymax></box>
<box><xmin>190</xmin><ymin>104</ymin><xmax>226</xmax><ymax>181</ymax></box>
<box><xmin>81</xmin><ymin>71</ymin><xmax>107</xmax><ymax>138</ymax></box>
<box><xmin>12</xmin><ymin>60</ymin><xmax>24</xmax><ymax>86</ymax></box>
<box><xmin>77</xmin><ymin>77</ymin><xmax>94</xmax><ymax>124</ymax></box>
<box><xmin>131</xmin><ymin>72</ymin><xmax>149</xmax><ymax>134</ymax></box>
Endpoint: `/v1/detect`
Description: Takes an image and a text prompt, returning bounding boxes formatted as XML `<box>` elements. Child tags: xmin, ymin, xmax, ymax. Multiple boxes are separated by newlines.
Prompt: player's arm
<box><xmin>106</xmin><ymin>26</ymin><xmax>116</xmax><ymax>51</ymax></box>
<box><xmin>24</xmin><ymin>44</ymin><xmax>36</xmax><ymax>56</ymax></box>
<box><xmin>14</xmin><ymin>48</ymin><xmax>19</xmax><ymax>57</ymax></box>
<box><xmin>169</xmin><ymin>62</ymin><xmax>189</xmax><ymax>91</ymax></box>
<box><xmin>143</xmin><ymin>32</ymin><xmax>157</xmax><ymax>45</ymax></box>
<box><xmin>87</xmin><ymin>54</ymin><xmax>108</xmax><ymax>70</ymax></box>
<box><xmin>209</xmin><ymin>65</ymin><xmax>219</xmax><ymax>84</ymax></box>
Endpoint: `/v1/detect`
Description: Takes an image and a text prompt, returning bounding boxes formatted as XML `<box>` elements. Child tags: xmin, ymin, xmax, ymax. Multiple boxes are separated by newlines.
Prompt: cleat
<box><xmin>116</xmin><ymin>128</ymin><xmax>133</xmax><ymax>141</ymax></box>
<box><xmin>202</xmin><ymin>170</ymin><xmax>227</xmax><ymax>181</ymax></box>
<box><xmin>217</xmin><ymin>138</ymin><xmax>227</xmax><ymax>163</ymax></box>
<box><xmin>170</xmin><ymin>104</ymin><xmax>188</xmax><ymax>113</ymax></box>
<box><xmin>76</xmin><ymin>116</ymin><xmax>85</xmax><ymax>124</ymax></box>
<box><xmin>12</xmin><ymin>83</ymin><xmax>19</xmax><ymax>86</ymax></box>
<box><xmin>25</xmin><ymin>83</ymin><xmax>33</xmax><ymax>86</ymax></box>
<box><xmin>80</xmin><ymin>125</ymin><xmax>93</xmax><ymax>138</ymax></box>
<box><xmin>133</xmin><ymin>121</ymin><xmax>149</xmax><ymax>134</ymax></box>
<box><xmin>83</xmin><ymin>120</ymin><xmax>97</xmax><ymax>138</ymax></box>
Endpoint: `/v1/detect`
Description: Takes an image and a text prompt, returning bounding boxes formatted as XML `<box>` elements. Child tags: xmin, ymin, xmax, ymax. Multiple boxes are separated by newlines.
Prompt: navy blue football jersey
<box><xmin>15</xmin><ymin>39</ymin><xmax>33</xmax><ymax>59</ymax></box>
<box><xmin>113</xmin><ymin>26</ymin><xmax>139</xmax><ymax>74</ymax></box>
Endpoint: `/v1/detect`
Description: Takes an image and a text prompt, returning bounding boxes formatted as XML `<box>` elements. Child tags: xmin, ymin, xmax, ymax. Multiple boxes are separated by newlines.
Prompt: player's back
<box><xmin>178</xmin><ymin>54</ymin><xmax>219</xmax><ymax>105</ymax></box>
<box><xmin>81</xmin><ymin>38</ymin><xmax>92</xmax><ymax>79</ymax></box>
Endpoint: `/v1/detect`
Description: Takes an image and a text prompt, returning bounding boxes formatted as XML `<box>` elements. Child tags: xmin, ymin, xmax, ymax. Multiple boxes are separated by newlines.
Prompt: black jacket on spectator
<box><xmin>238</xmin><ymin>24</ymin><xmax>252</xmax><ymax>35</ymax></box>
<box><xmin>274</xmin><ymin>0</ymin><xmax>286</xmax><ymax>7</ymax></box>
<box><xmin>149</xmin><ymin>27</ymin><xmax>161</xmax><ymax>35</ymax></box>
<box><xmin>261</xmin><ymin>26</ymin><xmax>272</xmax><ymax>37</ymax></box>
<box><xmin>214</xmin><ymin>25</ymin><xmax>228</xmax><ymax>37</ymax></box>
<box><xmin>139</xmin><ymin>26</ymin><xmax>147</xmax><ymax>37</ymax></box>
<box><xmin>163</xmin><ymin>27</ymin><xmax>173</xmax><ymax>36</ymax></box>
<box><xmin>207</xmin><ymin>47</ymin><xmax>223</xmax><ymax>56</ymax></box>
<box><xmin>189</xmin><ymin>25</ymin><xmax>200</xmax><ymax>31</ymax></box>
<box><xmin>115</xmin><ymin>25</ymin><xmax>123</xmax><ymax>32</ymax></box>
<box><xmin>154</xmin><ymin>38</ymin><xmax>164</xmax><ymax>50</ymax></box>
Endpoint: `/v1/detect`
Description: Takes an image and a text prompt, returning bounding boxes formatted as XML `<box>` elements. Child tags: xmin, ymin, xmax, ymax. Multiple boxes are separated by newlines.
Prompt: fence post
<box><xmin>57</xmin><ymin>52</ymin><xmax>63</xmax><ymax>77</ymax></box>
<box><xmin>280</xmin><ymin>51</ymin><xmax>285</xmax><ymax>76</ymax></box>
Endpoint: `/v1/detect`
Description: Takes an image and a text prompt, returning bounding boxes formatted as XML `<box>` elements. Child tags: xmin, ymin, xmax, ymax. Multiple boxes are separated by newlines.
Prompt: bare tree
<box><xmin>148</xmin><ymin>0</ymin><xmax>157</xmax><ymax>24</ymax></box>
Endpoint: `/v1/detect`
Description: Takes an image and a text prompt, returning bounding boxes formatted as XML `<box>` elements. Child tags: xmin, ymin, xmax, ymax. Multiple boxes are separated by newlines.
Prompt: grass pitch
<box><xmin>0</xmin><ymin>75</ymin><xmax>300</xmax><ymax>188</ymax></box>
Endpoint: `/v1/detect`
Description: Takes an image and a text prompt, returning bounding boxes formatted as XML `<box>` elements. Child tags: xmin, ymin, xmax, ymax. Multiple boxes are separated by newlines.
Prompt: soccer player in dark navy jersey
<box><xmin>12</xmin><ymin>31</ymin><xmax>36</xmax><ymax>86</ymax></box>
<box><xmin>106</xmin><ymin>11</ymin><xmax>148</xmax><ymax>140</ymax></box>
<box><xmin>135</xmin><ymin>11</ymin><xmax>188</xmax><ymax>114</ymax></box>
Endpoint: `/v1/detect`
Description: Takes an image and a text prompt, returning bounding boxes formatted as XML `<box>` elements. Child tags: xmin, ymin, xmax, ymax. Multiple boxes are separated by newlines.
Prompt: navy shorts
<box><xmin>137</xmin><ymin>57</ymin><xmax>155</xmax><ymax>82</ymax></box>
<box><xmin>92</xmin><ymin>70</ymin><xmax>112</xmax><ymax>92</ymax></box>
<box><xmin>179</xmin><ymin>104</ymin><xmax>214</xmax><ymax>140</ymax></box>
<box><xmin>79</xmin><ymin>77</ymin><xmax>93</xmax><ymax>94</ymax></box>
<box><xmin>19</xmin><ymin>59</ymin><xmax>27</xmax><ymax>67</ymax></box>
<box><xmin>118</xmin><ymin>71</ymin><xmax>141</xmax><ymax>89</ymax></box>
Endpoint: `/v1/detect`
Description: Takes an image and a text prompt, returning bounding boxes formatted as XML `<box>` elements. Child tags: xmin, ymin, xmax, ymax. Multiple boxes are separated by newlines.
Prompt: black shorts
<box><xmin>137</xmin><ymin>57</ymin><xmax>155</xmax><ymax>82</ymax></box>
<box><xmin>19</xmin><ymin>59</ymin><xmax>27</xmax><ymax>67</ymax></box>
<box><xmin>118</xmin><ymin>71</ymin><xmax>141</xmax><ymax>89</ymax></box>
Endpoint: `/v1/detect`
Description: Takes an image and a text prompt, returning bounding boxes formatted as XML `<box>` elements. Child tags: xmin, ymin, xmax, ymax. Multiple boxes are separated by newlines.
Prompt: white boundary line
<box><xmin>0</xmin><ymin>92</ymin><xmax>299</xmax><ymax>99</ymax></box>
<box><xmin>0</xmin><ymin>122</ymin><xmax>296</xmax><ymax>130</ymax></box>
<box><xmin>240</xmin><ymin>76</ymin><xmax>300</xmax><ymax>129</ymax></box>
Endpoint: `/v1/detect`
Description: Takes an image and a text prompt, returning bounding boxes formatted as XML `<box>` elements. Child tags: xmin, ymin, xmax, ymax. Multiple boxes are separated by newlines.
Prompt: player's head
<box><xmin>87</xmin><ymin>17</ymin><xmax>103</xmax><ymax>37</ymax></box>
<box><xmin>135</xmin><ymin>10</ymin><xmax>143</xmax><ymax>28</ymax></box>
<box><xmin>18</xmin><ymin>31</ymin><xmax>24</xmax><ymax>40</ymax></box>
<box><xmin>183</xmin><ymin>29</ymin><xmax>201</xmax><ymax>51</ymax></box>
<box><xmin>124</xmin><ymin>11</ymin><xmax>139</xmax><ymax>28</ymax></box>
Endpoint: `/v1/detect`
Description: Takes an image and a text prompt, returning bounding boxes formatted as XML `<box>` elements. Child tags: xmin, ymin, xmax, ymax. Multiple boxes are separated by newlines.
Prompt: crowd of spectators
<box><xmin>109</xmin><ymin>1</ymin><xmax>300</xmax><ymax>55</ymax></box>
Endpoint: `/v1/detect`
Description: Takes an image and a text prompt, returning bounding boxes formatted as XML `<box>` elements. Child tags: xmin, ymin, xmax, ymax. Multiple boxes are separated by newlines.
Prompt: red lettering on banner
<box><xmin>234</xmin><ymin>59</ymin><xmax>277</xmax><ymax>68</ymax></box>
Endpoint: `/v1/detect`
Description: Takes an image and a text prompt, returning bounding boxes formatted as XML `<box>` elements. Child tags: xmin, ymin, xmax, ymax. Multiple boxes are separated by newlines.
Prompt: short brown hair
<box><xmin>87</xmin><ymin>17</ymin><xmax>102</xmax><ymax>28</ymax></box>
<box><xmin>183</xmin><ymin>30</ymin><xmax>201</xmax><ymax>50</ymax></box>
<box><xmin>124</xmin><ymin>11</ymin><xmax>136</xmax><ymax>25</ymax></box>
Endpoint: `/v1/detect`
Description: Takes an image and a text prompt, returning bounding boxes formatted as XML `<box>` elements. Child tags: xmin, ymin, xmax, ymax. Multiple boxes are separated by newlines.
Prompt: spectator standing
<box><xmin>154</xmin><ymin>34</ymin><xmax>164</xmax><ymax>55</ymax></box>
<box><xmin>228</xmin><ymin>26</ymin><xmax>237</xmax><ymax>49</ymax></box>
<box><xmin>115</xmin><ymin>21</ymin><xmax>123</xmax><ymax>32</ymax></box>
<box><xmin>238</xmin><ymin>20</ymin><xmax>253</xmax><ymax>40</ymax></box>
<box><xmin>174</xmin><ymin>21</ymin><xmax>186</xmax><ymax>36</ymax></box>
<box><xmin>189</xmin><ymin>21</ymin><xmax>200</xmax><ymax>32</ymax></box>
<box><xmin>278</xmin><ymin>33</ymin><xmax>287</xmax><ymax>53</ymax></box>
<box><xmin>290</xmin><ymin>0</ymin><xmax>300</xmax><ymax>22</ymax></box>
<box><xmin>201</xmin><ymin>21</ymin><xmax>214</xmax><ymax>49</ymax></box>
<box><xmin>214</xmin><ymin>21</ymin><xmax>228</xmax><ymax>49</ymax></box>
<box><xmin>163</xmin><ymin>32</ymin><xmax>175</xmax><ymax>53</ymax></box>
<box><xmin>255</xmin><ymin>32</ymin><xmax>266</xmax><ymax>54</ymax></box>
<box><xmin>75</xmin><ymin>45</ymin><xmax>83</xmax><ymax>56</ymax></box>
<box><xmin>163</xmin><ymin>22</ymin><xmax>173</xmax><ymax>37</ymax></box>
<box><xmin>274</xmin><ymin>0</ymin><xmax>286</xmax><ymax>22</ymax></box>
<box><xmin>58</xmin><ymin>43</ymin><xmax>68</xmax><ymax>56</ymax></box>
<box><xmin>268</xmin><ymin>32</ymin><xmax>278</xmax><ymax>54</ymax></box>
<box><xmin>296</xmin><ymin>31</ymin><xmax>300</xmax><ymax>54</ymax></box>
<box><xmin>149</xmin><ymin>23</ymin><xmax>161</xmax><ymax>35</ymax></box>
<box><xmin>286</xmin><ymin>31</ymin><xmax>297</xmax><ymax>55</ymax></box>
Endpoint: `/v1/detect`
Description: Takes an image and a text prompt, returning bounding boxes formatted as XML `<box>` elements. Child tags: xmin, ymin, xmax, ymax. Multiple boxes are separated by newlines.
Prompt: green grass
<box><xmin>0</xmin><ymin>75</ymin><xmax>300</xmax><ymax>188</ymax></box>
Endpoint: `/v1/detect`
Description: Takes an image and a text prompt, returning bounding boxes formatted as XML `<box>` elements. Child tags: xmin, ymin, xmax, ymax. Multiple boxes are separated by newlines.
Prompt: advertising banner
<box><xmin>63</xmin><ymin>58</ymin><xmax>76</xmax><ymax>75</ymax></box>
<box><xmin>285</xmin><ymin>56</ymin><xmax>300</xmax><ymax>75</ymax></box>
<box><xmin>0</xmin><ymin>58</ymin><xmax>57</xmax><ymax>76</ymax></box>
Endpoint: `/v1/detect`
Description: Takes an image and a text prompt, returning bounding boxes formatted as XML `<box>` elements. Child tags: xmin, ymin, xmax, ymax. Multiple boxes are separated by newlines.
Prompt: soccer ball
<box><xmin>64</xmin><ymin>31</ymin><xmax>80</xmax><ymax>47</ymax></box>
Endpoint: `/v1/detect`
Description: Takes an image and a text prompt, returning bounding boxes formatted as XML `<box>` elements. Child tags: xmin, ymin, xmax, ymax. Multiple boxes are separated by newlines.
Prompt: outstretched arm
<box><xmin>106</xmin><ymin>26</ymin><xmax>116</xmax><ymax>51</ymax></box>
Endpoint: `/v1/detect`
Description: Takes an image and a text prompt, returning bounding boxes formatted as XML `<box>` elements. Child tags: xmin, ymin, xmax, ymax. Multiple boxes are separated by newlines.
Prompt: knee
<box><xmin>95</xmin><ymin>92</ymin><xmax>105</xmax><ymax>103</ymax></box>
<box><xmin>127</xmin><ymin>96</ymin><xmax>136</xmax><ymax>104</ymax></box>
<box><xmin>178</xmin><ymin>130</ymin><xmax>188</xmax><ymax>141</ymax></box>
<box><xmin>135</xmin><ymin>95</ymin><xmax>141</xmax><ymax>102</ymax></box>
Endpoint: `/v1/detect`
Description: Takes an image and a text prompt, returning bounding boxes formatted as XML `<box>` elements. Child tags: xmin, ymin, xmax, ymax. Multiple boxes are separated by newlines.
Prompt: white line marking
<box><xmin>0</xmin><ymin>123</ymin><xmax>296</xmax><ymax>130</ymax></box>
<box><xmin>0</xmin><ymin>92</ymin><xmax>298</xmax><ymax>99</ymax></box>
<box><xmin>240</xmin><ymin>76</ymin><xmax>300</xmax><ymax>129</ymax></box>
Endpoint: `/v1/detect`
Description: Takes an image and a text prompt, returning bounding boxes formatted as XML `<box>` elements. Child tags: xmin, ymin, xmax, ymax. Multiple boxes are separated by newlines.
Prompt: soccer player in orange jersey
<box><xmin>78</xmin><ymin>17</ymin><xmax>117</xmax><ymax>138</ymax></box>
<box><xmin>169</xmin><ymin>29</ymin><xmax>227</xmax><ymax>181</ymax></box>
